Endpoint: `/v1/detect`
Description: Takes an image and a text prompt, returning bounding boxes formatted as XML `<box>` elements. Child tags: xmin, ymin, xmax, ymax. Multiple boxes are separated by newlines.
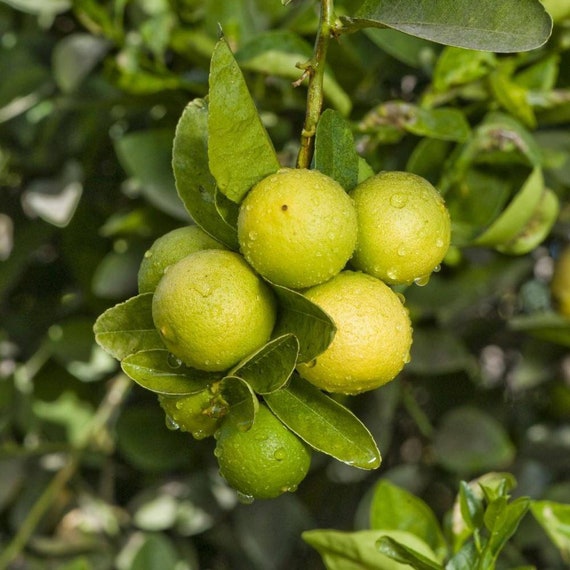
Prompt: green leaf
<box><xmin>431</xmin><ymin>47</ymin><xmax>497</xmax><ymax>92</ymax></box>
<box><xmin>509</xmin><ymin>312</ymin><xmax>570</xmax><ymax>346</ymax></box>
<box><xmin>370</xmin><ymin>480</ymin><xmax>447</xmax><ymax>559</ymax></box>
<box><xmin>479</xmin><ymin>497</ymin><xmax>531</xmax><ymax>568</ymax></box>
<box><xmin>531</xmin><ymin>500</ymin><xmax>570</xmax><ymax>561</ymax></box>
<box><xmin>121</xmin><ymin>349</ymin><xmax>217</xmax><ymax>396</ymax></box>
<box><xmin>303</xmin><ymin>529</ymin><xmax>439</xmax><ymax>570</ymax></box>
<box><xmin>208</xmin><ymin>37</ymin><xmax>280</xmax><ymax>203</ymax></box>
<box><xmin>433</xmin><ymin>407</ymin><xmax>516</xmax><ymax>475</ymax></box>
<box><xmin>351</xmin><ymin>0</ymin><xmax>552</xmax><ymax>53</ymax></box>
<box><xmin>172</xmin><ymin>98</ymin><xmax>239</xmax><ymax>249</ymax></box>
<box><xmin>115</xmin><ymin>129</ymin><xmax>188</xmax><ymax>221</ymax></box>
<box><xmin>445</xmin><ymin>542</ymin><xmax>479</xmax><ymax>570</ymax></box>
<box><xmin>265</xmin><ymin>375</ymin><xmax>381</xmax><ymax>470</ymax></box>
<box><xmin>93</xmin><ymin>294</ymin><xmax>164</xmax><ymax>361</ymax></box>
<box><xmin>271</xmin><ymin>282</ymin><xmax>336</xmax><ymax>363</ymax></box>
<box><xmin>489</xmin><ymin>70</ymin><xmax>536</xmax><ymax>129</ymax></box>
<box><xmin>458</xmin><ymin>481</ymin><xmax>485</xmax><ymax>531</ymax></box>
<box><xmin>496</xmin><ymin>187</ymin><xmax>560</xmax><ymax>255</ymax></box>
<box><xmin>236</xmin><ymin>30</ymin><xmax>352</xmax><ymax>116</ymax></box>
<box><xmin>220</xmin><ymin>376</ymin><xmax>259</xmax><ymax>432</ymax></box>
<box><xmin>474</xmin><ymin>167</ymin><xmax>544</xmax><ymax>247</ymax></box>
<box><xmin>313</xmin><ymin>109</ymin><xmax>360</xmax><ymax>191</ymax></box>
<box><xmin>229</xmin><ymin>334</ymin><xmax>299</xmax><ymax>395</ymax></box>
<box><xmin>127</xmin><ymin>533</ymin><xmax>179</xmax><ymax>570</ymax></box>
<box><xmin>376</xmin><ymin>536</ymin><xmax>443</xmax><ymax>570</ymax></box>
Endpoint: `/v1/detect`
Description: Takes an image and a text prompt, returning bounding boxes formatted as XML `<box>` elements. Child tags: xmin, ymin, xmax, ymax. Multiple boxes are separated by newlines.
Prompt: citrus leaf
<box><xmin>509</xmin><ymin>312</ymin><xmax>570</xmax><ymax>347</ymax></box>
<box><xmin>93</xmin><ymin>293</ymin><xmax>164</xmax><ymax>361</ymax></box>
<box><xmin>313</xmin><ymin>109</ymin><xmax>360</xmax><ymax>191</ymax></box>
<box><xmin>121</xmin><ymin>349</ymin><xmax>218</xmax><ymax>396</ymax></box>
<box><xmin>220</xmin><ymin>376</ymin><xmax>259</xmax><ymax>432</ymax></box>
<box><xmin>350</xmin><ymin>0</ymin><xmax>552</xmax><ymax>53</ymax></box>
<box><xmin>370</xmin><ymin>480</ymin><xmax>447</xmax><ymax>559</ymax></box>
<box><xmin>270</xmin><ymin>282</ymin><xmax>336</xmax><ymax>363</ymax></box>
<box><xmin>489</xmin><ymin>70</ymin><xmax>536</xmax><ymax>129</ymax></box>
<box><xmin>229</xmin><ymin>334</ymin><xmax>299</xmax><ymax>395</ymax></box>
<box><xmin>431</xmin><ymin>47</ymin><xmax>497</xmax><ymax>92</ymax></box>
<box><xmin>208</xmin><ymin>37</ymin><xmax>280</xmax><ymax>204</ymax></box>
<box><xmin>303</xmin><ymin>529</ymin><xmax>439</xmax><ymax>570</ymax></box>
<box><xmin>172</xmin><ymin>98</ymin><xmax>239</xmax><ymax>249</ymax></box>
<box><xmin>474</xmin><ymin>167</ymin><xmax>544</xmax><ymax>247</ymax></box>
<box><xmin>497</xmin><ymin>187</ymin><xmax>560</xmax><ymax>255</ymax></box>
<box><xmin>376</xmin><ymin>536</ymin><xmax>443</xmax><ymax>570</ymax></box>
<box><xmin>531</xmin><ymin>500</ymin><xmax>570</xmax><ymax>560</ymax></box>
<box><xmin>265</xmin><ymin>375</ymin><xmax>381</xmax><ymax>469</ymax></box>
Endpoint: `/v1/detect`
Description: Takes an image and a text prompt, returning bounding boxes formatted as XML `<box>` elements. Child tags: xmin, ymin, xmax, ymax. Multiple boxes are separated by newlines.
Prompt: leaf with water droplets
<box><xmin>270</xmin><ymin>283</ymin><xmax>336</xmax><ymax>363</ymax></box>
<box><xmin>229</xmin><ymin>334</ymin><xmax>299</xmax><ymax>394</ymax></box>
<box><xmin>265</xmin><ymin>375</ymin><xmax>381</xmax><ymax>469</ymax></box>
<box><xmin>93</xmin><ymin>293</ymin><xmax>165</xmax><ymax>361</ymax></box>
<box><xmin>121</xmin><ymin>349</ymin><xmax>219</xmax><ymax>395</ymax></box>
<box><xmin>220</xmin><ymin>376</ymin><xmax>259</xmax><ymax>431</ymax></box>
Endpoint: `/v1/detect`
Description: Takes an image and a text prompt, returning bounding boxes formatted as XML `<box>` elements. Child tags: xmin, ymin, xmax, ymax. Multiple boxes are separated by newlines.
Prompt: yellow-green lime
<box><xmin>214</xmin><ymin>404</ymin><xmax>311</xmax><ymax>500</ymax></box>
<box><xmin>138</xmin><ymin>225</ymin><xmax>226</xmax><ymax>293</ymax></box>
<box><xmin>237</xmin><ymin>168</ymin><xmax>358</xmax><ymax>289</ymax></box>
<box><xmin>297</xmin><ymin>271</ymin><xmax>412</xmax><ymax>394</ymax></box>
<box><xmin>152</xmin><ymin>250</ymin><xmax>276</xmax><ymax>372</ymax></box>
<box><xmin>350</xmin><ymin>171</ymin><xmax>451</xmax><ymax>286</ymax></box>
<box><xmin>158</xmin><ymin>389</ymin><xmax>227</xmax><ymax>440</ymax></box>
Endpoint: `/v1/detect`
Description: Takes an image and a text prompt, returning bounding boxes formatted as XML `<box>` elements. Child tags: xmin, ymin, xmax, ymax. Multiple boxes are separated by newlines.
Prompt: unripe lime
<box><xmin>215</xmin><ymin>405</ymin><xmax>311</xmax><ymax>500</ymax></box>
<box><xmin>138</xmin><ymin>225</ymin><xmax>226</xmax><ymax>293</ymax></box>
<box><xmin>237</xmin><ymin>168</ymin><xmax>358</xmax><ymax>289</ymax></box>
<box><xmin>350</xmin><ymin>171</ymin><xmax>451</xmax><ymax>286</ymax></box>
<box><xmin>152</xmin><ymin>250</ymin><xmax>277</xmax><ymax>372</ymax></box>
<box><xmin>297</xmin><ymin>271</ymin><xmax>413</xmax><ymax>394</ymax></box>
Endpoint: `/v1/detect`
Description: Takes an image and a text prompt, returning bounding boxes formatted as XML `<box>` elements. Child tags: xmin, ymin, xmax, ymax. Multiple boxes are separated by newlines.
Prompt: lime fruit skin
<box><xmin>138</xmin><ymin>225</ymin><xmax>226</xmax><ymax>293</ymax></box>
<box><xmin>215</xmin><ymin>405</ymin><xmax>311</xmax><ymax>500</ymax></box>
<box><xmin>158</xmin><ymin>390</ymin><xmax>225</xmax><ymax>440</ymax></box>
<box><xmin>350</xmin><ymin>171</ymin><xmax>451</xmax><ymax>286</ymax></box>
<box><xmin>237</xmin><ymin>168</ymin><xmax>358</xmax><ymax>289</ymax></box>
<box><xmin>152</xmin><ymin>250</ymin><xmax>276</xmax><ymax>372</ymax></box>
<box><xmin>297</xmin><ymin>271</ymin><xmax>413</xmax><ymax>394</ymax></box>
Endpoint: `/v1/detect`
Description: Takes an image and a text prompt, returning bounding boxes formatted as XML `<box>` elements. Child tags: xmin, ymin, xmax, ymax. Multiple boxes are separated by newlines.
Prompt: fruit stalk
<box><xmin>296</xmin><ymin>0</ymin><xmax>335</xmax><ymax>169</ymax></box>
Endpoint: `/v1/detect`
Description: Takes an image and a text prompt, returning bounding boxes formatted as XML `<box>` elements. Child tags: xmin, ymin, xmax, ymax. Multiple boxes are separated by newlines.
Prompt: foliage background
<box><xmin>0</xmin><ymin>0</ymin><xmax>569</xmax><ymax>568</ymax></box>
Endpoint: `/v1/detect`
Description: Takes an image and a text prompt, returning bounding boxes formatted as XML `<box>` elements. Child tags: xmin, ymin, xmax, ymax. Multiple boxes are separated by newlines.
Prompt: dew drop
<box><xmin>165</xmin><ymin>414</ymin><xmax>180</xmax><ymax>431</ymax></box>
<box><xmin>390</xmin><ymin>193</ymin><xmax>407</xmax><ymax>209</ymax></box>
<box><xmin>192</xmin><ymin>429</ymin><xmax>208</xmax><ymax>440</ymax></box>
<box><xmin>248</xmin><ymin>231</ymin><xmax>258</xmax><ymax>241</ymax></box>
<box><xmin>167</xmin><ymin>353</ymin><xmax>182</xmax><ymax>369</ymax></box>
<box><xmin>387</xmin><ymin>267</ymin><xmax>399</xmax><ymax>281</ymax></box>
<box><xmin>397</xmin><ymin>244</ymin><xmax>407</xmax><ymax>257</ymax></box>
<box><xmin>414</xmin><ymin>274</ymin><xmax>430</xmax><ymax>287</ymax></box>
<box><xmin>236</xmin><ymin>491</ymin><xmax>255</xmax><ymax>505</ymax></box>
<box><xmin>160</xmin><ymin>325</ymin><xmax>177</xmax><ymax>342</ymax></box>
<box><xmin>283</xmin><ymin>484</ymin><xmax>298</xmax><ymax>493</ymax></box>
<box><xmin>144</xmin><ymin>250</ymin><xmax>153</xmax><ymax>259</ymax></box>
<box><xmin>395</xmin><ymin>292</ymin><xmax>406</xmax><ymax>304</ymax></box>
<box><xmin>433</xmin><ymin>264</ymin><xmax>441</xmax><ymax>273</ymax></box>
<box><xmin>213</xmin><ymin>447</ymin><xmax>221</xmax><ymax>457</ymax></box>
<box><xmin>273</xmin><ymin>447</ymin><xmax>287</xmax><ymax>461</ymax></box>
<box><xmin>435</xmin><ymin>238</ymin><xmax>445</xmax><ymax>248</ymax></box>
<box><xmin>305</xmin><ymin>359</ymin><xmax>317</xmax><ymax>369</ymax></box>
<box><xmin>403</xmin><ymin>352</ymin><xmax>412</xmax><ymax>364</ymax></box>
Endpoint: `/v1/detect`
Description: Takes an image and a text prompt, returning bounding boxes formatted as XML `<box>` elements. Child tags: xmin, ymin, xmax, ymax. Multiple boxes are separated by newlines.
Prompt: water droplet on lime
<box><xmin>273</xmin><ymin>447</ymin><xmax>286</xmax><ymax>461</ymax></box>
<box><xmin>414</xmin><ymin>274</ymin><xmax>430</xmax><ymax>286</ymax></box>
<box><xmin>236</xmin><ymin>491</ymin><xmax>255</xmax><ymax>505</ymax></box>
<box><xmin>167</xmin><ymin>353</ymin><xmax>182</xmax><ymax>368</ymax></box>
<box><xmin>390</xmin><ymin>193</ymin><xmax>407</xmax><ymax>208</ymax></box>
<box><xmin>387</xmin><ymin>267</ymin><xmax>399</xmax><ymax>281</ymax></box>
<box><xmin>403</xmin><ymin>352</ymin><xmax>412</xmax><ymax>364</ymax></box>
<box><xmin>165</xmin><ymin>414</ymin><xmax>179</xmax><ymax>431</ymax></box>
<box><xmin>433</xmin><ymin>264</ymin><xmax>441</xmax><ymax>273</ymax></box>
<box><xmin>397</xmin><ymin>244</ymin><xmax>407</xmax><ymax>257</ymax></box>
<box><xmin>435</xmin><ymin>238</ymin><xmax>445</xmax><ymax>248</ymax></box>
<box><xmin>144</xmin><ymin>250</ymin><xmax>153</xmax><ymax>259</ymax></box>
<box><xmin>248</xmin><ymin>231</ymin><xmax>258</xmax><ymax>241</ymax></box>
<box><xmin>160</xmin><ymin>325</ymin><xmax>177</xmax><ymax>342</ymax></box>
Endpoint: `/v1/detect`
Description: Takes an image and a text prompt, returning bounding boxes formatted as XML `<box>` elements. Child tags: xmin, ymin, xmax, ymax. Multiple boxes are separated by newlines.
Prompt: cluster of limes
<box><xmin>138</xmin><ymin>167</ymin><xmax>451</xmax><ymax>499</ymax></box>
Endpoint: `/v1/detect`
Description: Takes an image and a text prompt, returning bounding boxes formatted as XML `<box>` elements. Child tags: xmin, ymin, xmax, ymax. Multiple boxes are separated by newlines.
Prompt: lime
<box><xmin>297</xmin><ymin>271</ymin><xmax>413</xmax><ymax>394</ymax></box>
<box><xmin>215</xmin><ymin>404</ymin><xmax>311</xmax><ymax>500</ymax></box>
<box><xmin>138</xmin><ymin>225</ymin><xmax>226</xmax><ymax>293</ymax></box>
<box><xmin>350</xmin><ymin>171</ymin><xmax>451</xmax><ymax>286</ymax></box>
<box><xmin>237</xmin><ymin>168</ymin><xmax>358</xmax><ymax>289</ymax></box>
<box><xmin>152</xmin><ymin>250</ymin><xmax>277</xmax><ymax>372</ymax></box>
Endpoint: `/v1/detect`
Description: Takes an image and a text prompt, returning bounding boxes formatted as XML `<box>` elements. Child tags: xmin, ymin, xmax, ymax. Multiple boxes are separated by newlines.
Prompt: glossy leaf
<box><xmin>229</xmin><ymin>334</ymin><xmax>299</xmax><ymax>395</ymax></box>
<box><xmin>115</xmin><ymin>129</ymin><xmax>188</xmax><ymax>221</ymax></box>
<box><xmin>208</xmin><ymin>37</ymin><xmax>280</xmax><ymax>203</ymax></box>
<box><xmin>370</xmin><ymin>480</ymin><xmax>447</xmax><ymax>559</ymax></box>
<box><xmin>121</xmin><ymin>349</ymin><xmax>217</xmax><ymax>396</ymax></box>
<box><xmin>313</xmin><ymin>109</ymin><xmax>360</xmax><ymax>191</ymax></box>
<box><xmin>220</xmin><ymin>376</ymin><xmax>258</xmax><ymax>432</ymax></box>
<box><xmin>265</xmin><ymin>375</ymin><xmax>381</xmax><ymax>470</ymax></box>
<box><xmin>531</xmin><ymin>500</ymin><xmax>570</xmax><ymax>561</ymax></box>
<box><xmin>93</xmin><ymin>294</ymin><xmax>164</xmax><ymax>361</ymax></box>
<box><xmin>458</xmin><ymin>481</ymin><xmax>485</xmax><ymax>532</ymax></box>
<box><xmin>474</xmin><ymin>167</ymin><xmax>544</xmax><ymax>247</ymax></box>
<box><xmin>489</xmin><ymin>70</ymin><xmax>536</xmax><ymax>129</ymax></box>
<box><xmin>271</xmin><ymin>283</ymin><xmax>336</xmax><ymax>363</ymax></box>
<box><xmin>172</xmin><ymin>98</ymin><xmax>239</xmax><ymax>249</ymax></box>
<box><xmin>350</xmin><ymin>0</ymin><xmax>552</xmax><ymax>53</ymax></box>
<box><xmin>431</xmin><ymin>47</ymin><xmax>496</xmax><ymax>92</ymax></box>
<box><xmin>509</xmin><ymin>312</ymin><xmax>570</xmax><ymax>347</ymax></box>
<box><xmin>376</xmin><ymin>536</ymin><xmax>443</xmax><ymax>570</ymax></box>
<box><xmin>303</xmin><ymin>529</ymin><xmax>439</xmax><ymax>570</ymax></box>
